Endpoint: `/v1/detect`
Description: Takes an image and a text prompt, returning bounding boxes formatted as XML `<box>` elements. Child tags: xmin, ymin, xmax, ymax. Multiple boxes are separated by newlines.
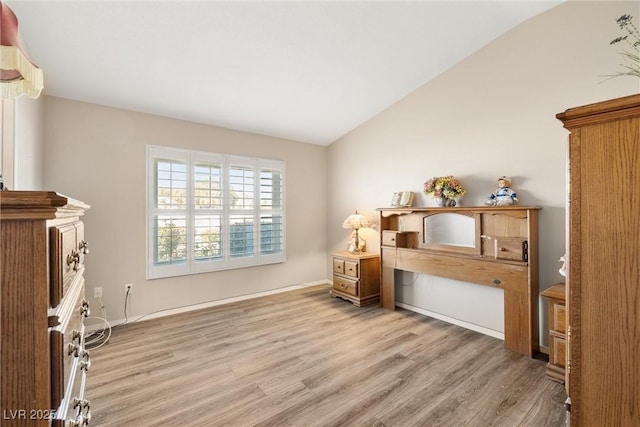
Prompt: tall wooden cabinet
<box><xmin>557</xmin><ymin>94</ymin><xmax>640</xmax><ymax>426</ymax></box>
<box><xmin>1</xmin><ymin>191</ymin><xmax>91</xmax><ymax>426</ymax></box>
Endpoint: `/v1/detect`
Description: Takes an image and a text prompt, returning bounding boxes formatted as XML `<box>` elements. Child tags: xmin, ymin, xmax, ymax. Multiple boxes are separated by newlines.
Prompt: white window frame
<box><xmin>146</xmin><ymin>145</ymin><xmax>286</xmax><ymax>279</ymax></box>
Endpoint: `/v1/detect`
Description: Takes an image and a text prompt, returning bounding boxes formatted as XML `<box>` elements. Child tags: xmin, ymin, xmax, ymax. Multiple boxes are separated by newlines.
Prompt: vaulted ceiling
<box><xmin>8</xmin><ymin>1</ymin><xmax>563</xmax><ymax>145</ymax></box>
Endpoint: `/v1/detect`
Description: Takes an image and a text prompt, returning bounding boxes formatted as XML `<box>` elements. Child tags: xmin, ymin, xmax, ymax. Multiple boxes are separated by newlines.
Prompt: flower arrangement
<box><xmin>423</xmin><ymin>175</ymin><xmax>466</xmax><ymax>200</ymax></box>
<box><xmin>608</xmin><ymin>14</ymin><xmax>640</xmax><ymax>79</ymax></box>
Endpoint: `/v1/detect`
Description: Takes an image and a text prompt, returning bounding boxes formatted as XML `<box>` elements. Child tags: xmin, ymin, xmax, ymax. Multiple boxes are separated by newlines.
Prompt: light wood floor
<box><xmin>87</xmin><ymin>284</ymin><xmax>566</xmax><ymax>426</ymax></box>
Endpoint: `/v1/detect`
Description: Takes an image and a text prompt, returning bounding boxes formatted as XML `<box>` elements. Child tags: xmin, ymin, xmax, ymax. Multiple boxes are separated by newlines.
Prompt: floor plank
<box><xmin>87</xmin><ymin>284</ymin><xmax>566</xmax><ymax>426</ymax></box>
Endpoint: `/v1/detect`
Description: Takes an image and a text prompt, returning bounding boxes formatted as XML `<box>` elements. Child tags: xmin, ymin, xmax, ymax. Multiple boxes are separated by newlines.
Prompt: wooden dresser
<box><xmin>0</xmin><ymin>191</ymin><xmax>91</xmax><ymax>426</ymax></box>
<box><xmin>541</xmin><ymin>283</ymin><xmax>566</xmax><ymax>383</ymax></box>
<box><xmin>557</xmin><ymin>94</ymin><xmax>640</xmax><ymax>426</ymax></box>
<box><xmin>330</xmin><ymin>251</ymin><xmax>380</xmax><ymax>306</ymax></box>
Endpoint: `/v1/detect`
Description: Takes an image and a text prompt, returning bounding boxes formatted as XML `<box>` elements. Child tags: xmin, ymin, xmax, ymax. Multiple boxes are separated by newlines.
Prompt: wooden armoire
<box><xmin>557</xmin><ymin>93</ymin><xmax>640</xmax><ymax>426</ymax></box>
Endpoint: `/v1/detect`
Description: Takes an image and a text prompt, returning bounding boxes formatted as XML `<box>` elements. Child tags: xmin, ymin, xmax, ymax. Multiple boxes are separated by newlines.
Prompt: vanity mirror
<box><xmin>423</xmin><ymin>212</ymin><xmax>475</xmax><ymax>249</ymax></box>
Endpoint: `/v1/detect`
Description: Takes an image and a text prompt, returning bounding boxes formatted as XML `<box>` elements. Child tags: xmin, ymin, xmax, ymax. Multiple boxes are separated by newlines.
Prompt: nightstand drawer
<box><xmin>333</xmin><ymin>276</ymin><xmax>358</xmax><ymax>297</ymax></box>
<box><xmin>552</xmin><ymin>303</ymin><xmax>566</xmax><ymax>334</ymax></box>
<box><xmin>344</xmin><ymin>260</ymin><xmax>358</xmax><ymax>278</ymax></box>
<box><xmin>382</xmin><ymin>230</ymin><xmax>418</xmax><ymax>248</ymax></box>
<box><xmin>334</xmin><ymin>257</ymin><xmax>358</xmax><ymax>278</ymax></box>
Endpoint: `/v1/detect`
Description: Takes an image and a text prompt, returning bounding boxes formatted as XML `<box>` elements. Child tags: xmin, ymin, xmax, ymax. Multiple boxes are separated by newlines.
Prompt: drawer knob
<box><xmin>81</xmin><ymin>360</ymin><xmax>92</xmax><ymax>371</ymax></box>
<box><xmin>80</xmin><ymin>300</ymin><xmax>90</xmax><ymax>317</ymax></box>
<box><xmin>73</xmin><ymin>398</ymin><xmax>91</xmax><ymax>425</ymax></box>
<box><xmin>79</xmin><ymin>240</ymin><xmax>89</xmax><ymax>255</ymax></box>
<box><xmin>68</xmin><ymin>343</ymin><xmax>80</xmax><ymax>357</ymax></box>
<box><xmin>69</xmin><ymin>414</ymin><xmax>85</xmax><ymax>427</ymax></box>
<box><xmin>80</xmin><ymin>350</ymin><xmax>91</xmax><ymax>372</ymax></box>
<box><xmin>72</xmin><ymin>329</ymin><xmax>82</xmax><ymax>344</ymax></box>
<box><xmin>492</xmin><ymin>278</ymin><xmax>502</xmax><ymax>285</ymax></box>
<box><xmin>67</xmin><ymin>250</ymin><xmax>81</xmax><ymax>271</ymax></box>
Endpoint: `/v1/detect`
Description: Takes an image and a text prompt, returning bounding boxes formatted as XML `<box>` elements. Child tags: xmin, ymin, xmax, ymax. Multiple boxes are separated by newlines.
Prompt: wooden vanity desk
<box><xmin>378</xmin><ymin>206</ymin><xmax>540</xmax><ymax>357</ymax></box>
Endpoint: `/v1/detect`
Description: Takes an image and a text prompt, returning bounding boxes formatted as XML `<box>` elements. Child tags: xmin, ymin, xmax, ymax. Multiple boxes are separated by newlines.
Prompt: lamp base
<box><xmin>347</xmin><ymin>236</ymin><xmax>366</xmax><ymax>253</ymax></box>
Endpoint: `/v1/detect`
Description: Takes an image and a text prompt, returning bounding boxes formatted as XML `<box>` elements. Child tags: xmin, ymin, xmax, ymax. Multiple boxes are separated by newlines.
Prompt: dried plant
<box><xmin>607</xmin><ymin>14</ymin><xmax>640</xmax><ymax>79</ymax></box>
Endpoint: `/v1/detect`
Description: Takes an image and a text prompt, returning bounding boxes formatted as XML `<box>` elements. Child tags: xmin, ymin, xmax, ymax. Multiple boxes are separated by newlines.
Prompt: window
<box><xmin>147</xmin><ymin>145</ymin><xmax>285</xmax><ymax>279</ymax></box>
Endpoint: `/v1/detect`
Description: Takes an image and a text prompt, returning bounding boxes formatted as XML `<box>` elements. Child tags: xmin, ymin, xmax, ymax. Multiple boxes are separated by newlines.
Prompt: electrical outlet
<box><xmin>94</xmin><ymin>287</ymin><xmax>102</xmax><ymax>298</ymax></box>
<box><xmin>125</xmin><ymin>283</ymin><xmax>133</xmax><ymax>295</ymax></box>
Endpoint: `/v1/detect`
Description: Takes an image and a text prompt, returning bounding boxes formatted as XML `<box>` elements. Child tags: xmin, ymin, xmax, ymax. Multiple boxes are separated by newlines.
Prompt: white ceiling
<box><xmin>7</xmin><ymin>1</ymin><xmax>562</xmax><ymax>145</ymax></box>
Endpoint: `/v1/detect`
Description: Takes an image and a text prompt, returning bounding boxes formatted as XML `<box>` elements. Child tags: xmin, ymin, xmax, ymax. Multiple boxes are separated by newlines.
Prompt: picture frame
<box><xmin>391</xmin><ymin>191</ymin><xmax>414</xmax><ymax>207</ymax></box>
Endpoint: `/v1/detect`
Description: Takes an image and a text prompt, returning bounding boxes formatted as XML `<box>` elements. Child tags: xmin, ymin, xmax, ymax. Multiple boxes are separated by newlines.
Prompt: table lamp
<box><xmin>342</xmin><ymin>211</ymin><xmax>370</xmax><ymax>253</ymax></box>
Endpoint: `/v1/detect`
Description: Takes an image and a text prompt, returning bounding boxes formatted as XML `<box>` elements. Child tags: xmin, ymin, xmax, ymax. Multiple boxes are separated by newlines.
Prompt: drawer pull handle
<box><xmin>67</xmin><ymin>250</ymin><xmax>81</xmax><ymax>271</ymax></box>
<box><xmin>72</xmin><ymin>329</ymin><xmax>82</xmax><ymax>344</ymax></box>
<box><xmin>492</xmin><ymin>278</ymin><xmax>502</xmax><ymax>285</ymax></box>
<box><xmin>79</xmin><ymin>240</ymin><xmax>89</xmax><ymax>255</ymax></box>
<box><xmin>73</xmin><ymin>398</ymin><xmax>91</xmax><ymax>425</ymax></box>
<box><xmin>69</xmin><ymin>414</ymin><xmax>85</xmax><ymax>427</ymax></box>
<box><xmin>68</xmin><ymin>343</ymin><xmax>80</xmax><ymax>357</ymax></box>
<box><xmin>499</xmin><ymin>247</ymin><xmax>507</xmax><ymax>252</ymax></box>
<box><xmin>80</xmin><ymin>358</ymin><xmax>92</xmax><ymax>372</ymax></box>
<box><xmin>80</xmin><ymin>300</ymin><xmax>90</xmax><ymax>317</ymax></box>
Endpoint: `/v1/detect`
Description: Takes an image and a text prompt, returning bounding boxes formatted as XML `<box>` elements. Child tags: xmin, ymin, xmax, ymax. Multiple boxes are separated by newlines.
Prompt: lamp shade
<box><xmin>1</xmin><ymin>2</ymin><xmax>43</xmax><ymax>99</ymax></box>
<box><xmin>342</xmin><ymin>211</ymin><xmax>370</xmax><ymax>230</ymax></box>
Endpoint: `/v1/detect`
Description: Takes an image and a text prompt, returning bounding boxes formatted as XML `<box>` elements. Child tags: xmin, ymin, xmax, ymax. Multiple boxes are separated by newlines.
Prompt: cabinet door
<box><xmin>568</xmin><ymin>112</ymin><xmax>640</xmax><ymax>426</ymax></box>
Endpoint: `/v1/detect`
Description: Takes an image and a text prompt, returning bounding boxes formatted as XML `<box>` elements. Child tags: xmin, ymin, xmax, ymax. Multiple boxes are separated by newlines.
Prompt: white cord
<box><xmin>398</xmin><ymin>272</ymin><xmax>420</xmax><ymax>287</ymax></box>
<box><xmin>84</xmin><ymin>296</ymin><xmax>112</xmax><ymax>349</ymax></box>
<box><xmin>84</xmin><ymin>315</ymin><xmax>112</xmax><ymax>349</ymax></box>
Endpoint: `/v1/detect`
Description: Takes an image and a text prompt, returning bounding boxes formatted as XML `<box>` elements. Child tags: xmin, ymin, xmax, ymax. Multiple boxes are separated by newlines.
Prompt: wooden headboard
<box><xmin>377</xmin><ymin>206</ymin><xmax>541</xmax><ymax>357</ymax></box>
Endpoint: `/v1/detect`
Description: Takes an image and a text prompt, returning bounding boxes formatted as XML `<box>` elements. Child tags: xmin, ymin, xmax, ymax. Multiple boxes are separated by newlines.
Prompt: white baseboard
<box><xmin>395</xmin><ymin>302</ymin><xmax>505</xmax><ymax>341</ymax></box>
<box><xmin>90</xmin><ymin>280</ymin><xmax>329</xmax><ymax>332</ymax></box>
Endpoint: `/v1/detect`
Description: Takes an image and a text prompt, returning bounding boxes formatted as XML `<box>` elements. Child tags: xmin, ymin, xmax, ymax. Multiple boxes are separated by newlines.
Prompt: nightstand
<box><xmin>541</xmin><ymin>282</ymin><xmax>566</xmax><ymax>383</ymax></box>
<box><xmin>330</xmin><ymin>251</ymin><xmax>380</xmax><ymax>306</ymax></box>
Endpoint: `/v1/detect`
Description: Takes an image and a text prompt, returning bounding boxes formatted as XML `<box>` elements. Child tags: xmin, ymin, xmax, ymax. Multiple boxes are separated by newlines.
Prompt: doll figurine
<box><xmin>486</xmin><ymin>176</ymin><xmax>518</xmax><ymax>206</ymax></box>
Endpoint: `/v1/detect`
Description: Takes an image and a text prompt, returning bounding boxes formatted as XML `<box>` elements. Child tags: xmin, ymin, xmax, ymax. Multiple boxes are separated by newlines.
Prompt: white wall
<box><xmin>43</xmin><ymin>97</ymin><xmax>328</xmax><ymax>325</ymax></box>
<box><xmin>327</xmin><ymin>0</ymin><xmax>639</xmax><ymax>344</ymax></box>
<box><xmin>0</xmin><ymin>96</ymin><xmax>44</xmax><ymax>190</ymax></box>
<box><xmin>14</xmin><ymin>96</ymin><xmax>44</xmax><ymax>189</ymax></box>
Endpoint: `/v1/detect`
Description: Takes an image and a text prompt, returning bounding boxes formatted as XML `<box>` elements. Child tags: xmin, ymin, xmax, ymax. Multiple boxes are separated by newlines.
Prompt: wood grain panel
<box><xmin>558</xmin><ymin>93</ymin><xmax>640</xmax><ymax>426</ymax></box>
<box><xmin>393</xmin><ymin>249</ymin><xmax>528</xmax><ymax>292</ymax></box>
<box><xmin>575</xmin><ymin>120</ymin><xmax>639</xmax><ymax>426</ymax></box>
<box><xmin>1</xmin><ymin>220</ymin><xmax>50</xmax><ymax>426</ymax></box>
